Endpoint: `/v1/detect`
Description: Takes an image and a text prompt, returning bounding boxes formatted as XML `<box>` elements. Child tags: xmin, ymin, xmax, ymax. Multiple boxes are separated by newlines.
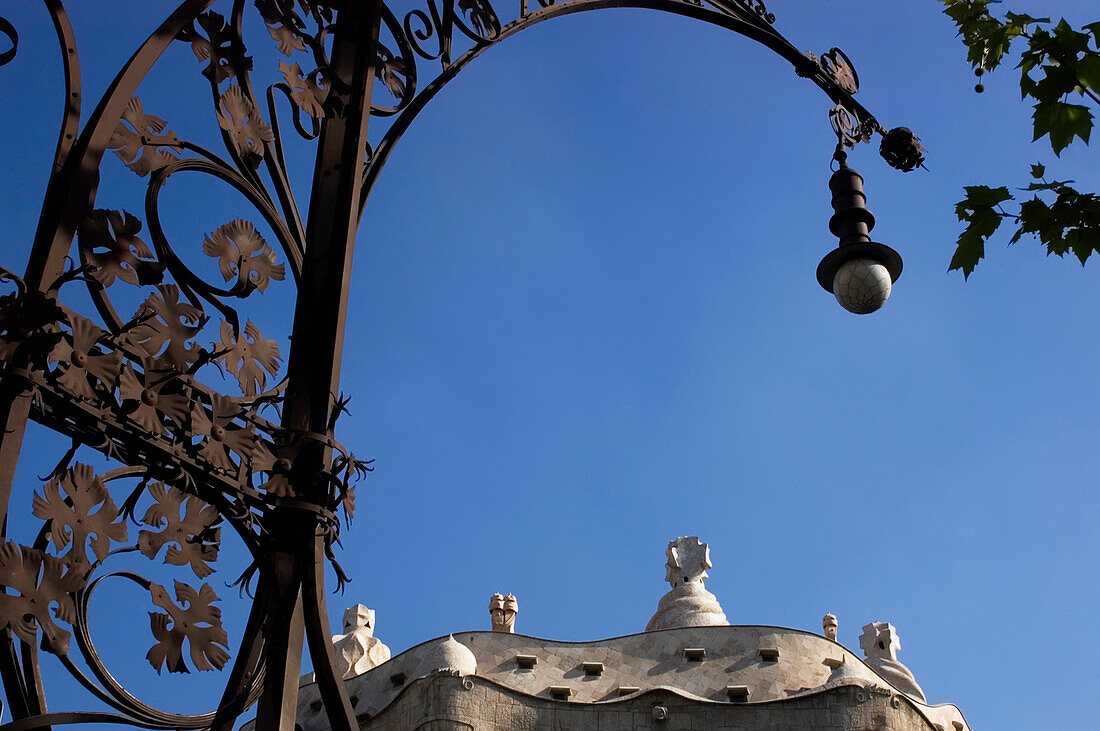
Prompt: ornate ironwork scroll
<box><xmin>0</xmin><ymin>0</ymin><xmax>912</xmax><ymax>728</ymax></box>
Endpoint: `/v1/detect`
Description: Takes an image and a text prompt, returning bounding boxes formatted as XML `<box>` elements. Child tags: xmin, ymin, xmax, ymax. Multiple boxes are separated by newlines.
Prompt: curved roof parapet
<box><xmin>268</xmin><ymin>625</ymin><xmax>968</xmax><ymax>731</ymax></box>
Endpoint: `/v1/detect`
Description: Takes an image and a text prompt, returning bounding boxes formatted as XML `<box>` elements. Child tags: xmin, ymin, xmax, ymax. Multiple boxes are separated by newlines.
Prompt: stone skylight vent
<box><xmin>389</xmin><ymin>672</ymin><xmax>406</xmax><ymax>688</ymax></box>
<box><xmin>726</xmin><ymin>684</ymin><xmax>750</xmax><ymax>703</ymax></box>
<box><xmin>684</xmin><ymin>647</ymin><xmax>706</xmax><ymax>661</ymax></box>
<box><xmin>759</xmin><ymin>647</ymin><xmax>780</xmax><ymax>662</ymax></box>
<box><xmin>582</xmin><ymin>661</ymin><xmax>604</xmax><ymax>677</ymax></box>
<box><xmin>548</xmin><ymin>685</ymin><xmax>572</xmax><ymax>701</ymax></box>
<box><xmin>617</xmin><ymin>685</ymin><xmax>641</xmax><ymax>696</ymax></box>
<box><xmin>516</xmin><ymin>654</ymin><xmax>538</xmax><ymax>670</ymax></box>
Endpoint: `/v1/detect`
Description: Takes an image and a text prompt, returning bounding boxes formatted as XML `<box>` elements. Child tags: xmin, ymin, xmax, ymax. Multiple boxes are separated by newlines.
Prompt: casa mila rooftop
<box><xmin>260</xmin><ymin>537</ymin><xmax>969</xmax><ymax>730</ymax></box>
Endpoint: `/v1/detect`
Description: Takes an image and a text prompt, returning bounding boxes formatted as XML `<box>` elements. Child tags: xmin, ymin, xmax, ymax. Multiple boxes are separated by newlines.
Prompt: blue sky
<box><xmin>1</xmin><ymin>0</ymin><xmax>1098</xmax><ymax>729</ymax></box>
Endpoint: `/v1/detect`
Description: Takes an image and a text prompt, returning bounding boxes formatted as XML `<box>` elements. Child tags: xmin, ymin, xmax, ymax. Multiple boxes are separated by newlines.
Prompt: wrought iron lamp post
<box><xmin>0</xmin><ymin>1</ymin><xmax>921</xmax><ymax>729</ymax></box>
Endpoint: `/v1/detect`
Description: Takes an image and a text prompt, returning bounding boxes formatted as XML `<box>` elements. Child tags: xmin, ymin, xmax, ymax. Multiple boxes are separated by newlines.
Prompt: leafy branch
<box><xmin>941</xmin><ymin>1</ymin><xmax>1100</xmax><ymax>276</ymax></box>
<box><xmin>950</xmin><ymin>169</ymin><xmax>1100</xmax><ymax>276</ymax></box>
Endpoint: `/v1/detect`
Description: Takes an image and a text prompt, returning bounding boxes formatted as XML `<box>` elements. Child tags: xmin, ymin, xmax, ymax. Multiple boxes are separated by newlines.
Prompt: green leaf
<box><xmin>1027</xmin><ymin>63</ymin><xmax>1082</xmax><ymax>104</ymax></box>
<box><xmin>951</xmin><ymin>211</ymin><xmax>1000</xmax><ymax>277</ymax></box>
<box><xmin>1011</xmin><ymin>187</ymin><xmax>1100</xmax><ymax>265</ymax></box>
<box><xmin>951</xmin><ymin>186</ymin><xmax>1013</xmax><ymax>277</ymax></box>
<box><xmin>1006</xmin><ymin>12</ymin><xmax>1049</xmax><ymax>26</ymax></box>
<box><xmin>1032</xmin><ymin>102</ymin><xmax>1093</xmax><ymax>154</ymax></box>
<box><xmin>1077</xmin><ymin>55</ymin><xmax>1100</xmax><ymax>92</ymax></box>
<box><xmin>1085</xmin><ymin>21</ymin><xmax>1100</xmax><ymax>44</ymax></box>
<box><xmin>1051</xmin><ymin>19</ymin><xmax>1092</xmax><ymax>56</ymax></box>
<box><xmin>959</xmin><ymin>185</ymin><xmax>1013</xmax><ymax>211</ymax></box>
<box><xmin>1030</xmin><ymin>163</ymin><xmax>1045</xmax><ymax>178</ymax></box>
<box><xmin>1066</xmin><ymin>229</ymin><xmax>1092</xmax><ymax>264</ymax></box>
<box><xmin>1077</xmin><ymin>229</ymin><xmax>1100</xmax><ymax>264</ymax></box>
<box><xmin>1011</xmin><ymin>196</ymin><xmax>1050</xmax><ymax>243</ymax></box>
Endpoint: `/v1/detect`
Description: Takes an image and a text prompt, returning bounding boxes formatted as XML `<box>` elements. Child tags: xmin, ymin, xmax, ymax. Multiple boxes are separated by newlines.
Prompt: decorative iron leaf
<box><xmin>127</xmin><ymin>285</ymin><xmax>204</xmax><ymax>370</ymax></box>
<box><xmin>250</xmin><ymin>440</ymin><xmax>277</xmax><ymax>473</ymax></box>
<box><xmin>0</xmin><ymin>542</ymin><xmax>84</xmax><ymax>654</ymax></box>
<box><xmin>258</xmin><ymin>443</ymin><xmax>295</xmax><ymax>497</ymax></box>
<box><xmin>267</xmin><ymin>22</ymin><xmax>307</xmax><ymax>55</ymax></box>
<box><xmin>107</xmin><ymin>98</ymin><xmax>181</xmax><ymax>176</ymax></box>
<box><xmin>32</xmin><ymin>464</ymin><xmax>128</xmax><ymax>568</ymax></box>
<box><xmin>178</xmin><ymin>11</ymin><xmax>252</xmax><ymax>84</ymax></box>
<box><xmin>201</xmin><ymin>219</ymin><xmax>285</xmax><ymax>293</ymax></box>
<box><xmin>333</xmin><ymin>452</ymin><xmax>372</xmax><ymax>525</ymax></box>
<box><xmin>138</xmin><ymin>482</ymin><xmax>220</xmax><ymax>578</ymax></box>
<box><xmin>146</xmin><ymin>580</ymin><xmax>229</xmax><ymax>673</ymax></box>
<box><xmin>458</xmin><ymin>0</ymin><xmax>501</xmax><ymax>38</ymax></box>
<box><xmin>342</xmin><ymin>483</ymin><xmax>355</xmax><ymax>524</ymax></box>
<box><xmin>195</xmin><ymin>393</ymin><xmax>257</xmax><ymax>470</ymax></box>
<box><xmin>279</xmin><ymin>61</ymin><xmax>328</xmax><ymax>118</ymax></box>
<box><xmin>255</xmin><ymin>0</ymin><xmax>310</xmax><ymax>54</ymax></box>
<box><xmin>215</xmin><ymin>320</ymin><xmax>281</xmax><ymax>396</ymax></box>
<box><xmin>50</xmin><ymin>313</ymin><xmax>121</xmax><ymax>400</ymax></box>
<box><xmin>375</xmin><ymin>46</ymin><xmax>408</xmax><ymax>100</ymax></box>
<box><xmin>261</xmin><ymin>473</ymin><xmax>294</xmax><ymax>498</ymax></box>
<box><xmin>189</xmin><ymin>397</ymin><xmax>213</xmax><ymax>439</ymax></box>
<box><xmin>216</xmin><ymin>85</ymin><xmax>274</xmax><ymax>167</ymax></box>
<box><xmin>78</xmin><ymin>209</ymin><xmax>163</xmax><ymax>288</ymax></box>
<box><xmin>118</xmin><ymin>357</ymin><xmax>190</xmax><ymax>435</ymax></box>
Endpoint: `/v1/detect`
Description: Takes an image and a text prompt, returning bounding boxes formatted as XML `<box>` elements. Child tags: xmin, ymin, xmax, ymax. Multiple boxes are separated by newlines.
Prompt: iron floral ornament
<box><xmin>0</xmin><ymin>0</ymin><xmax>916</xmax><ymax>728</ymax></box>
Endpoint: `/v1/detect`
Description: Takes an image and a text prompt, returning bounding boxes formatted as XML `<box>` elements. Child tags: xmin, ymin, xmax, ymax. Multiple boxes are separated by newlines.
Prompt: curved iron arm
<box><xmin>42</xmin><ymin>0</ymin><xmax>80</xmax><ymax>174</ymax></box>
<box><xmin>360</xmin><ymin>0</ymin><xmax>882</xmax><ymax>211</ymax></box>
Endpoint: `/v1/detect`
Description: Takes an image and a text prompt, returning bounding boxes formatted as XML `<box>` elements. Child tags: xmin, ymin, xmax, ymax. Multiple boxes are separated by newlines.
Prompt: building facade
<box><xmin>267</xmin><ymin>538</ymin><xmax>970</xmax><ymax>731</ymax></box>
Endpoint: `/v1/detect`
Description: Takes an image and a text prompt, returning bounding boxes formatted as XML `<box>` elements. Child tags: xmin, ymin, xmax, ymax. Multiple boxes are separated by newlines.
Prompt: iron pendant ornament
<box><xmin>880</xmin><ymin>127</ymin><xmax>928</xmax><ymax>173</ymax></box>
<box><xmin>0</xmin><ymin>0</ymin><xmax>920</xmax><ymax>729</ymax></box>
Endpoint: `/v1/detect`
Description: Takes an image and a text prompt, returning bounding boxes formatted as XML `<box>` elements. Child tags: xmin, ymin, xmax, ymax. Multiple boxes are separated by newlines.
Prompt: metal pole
<box><xmin>255</xmin><ymin>1</ymin><xmax>384</xmax><ymax>729</ymax></box>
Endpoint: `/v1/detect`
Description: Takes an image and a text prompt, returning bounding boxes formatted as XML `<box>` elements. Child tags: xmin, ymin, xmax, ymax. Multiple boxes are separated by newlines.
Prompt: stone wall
<box><xmin>360</xmin><ymin>673</ymin><xmax>947</xmax><ymax>731</ymax></box>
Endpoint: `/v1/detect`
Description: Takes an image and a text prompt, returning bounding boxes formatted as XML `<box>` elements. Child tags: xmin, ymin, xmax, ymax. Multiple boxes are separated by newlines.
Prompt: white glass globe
<box><xmin>832</xmin><ymin>258</ymin><xmax>892</xmax><ymax>314</ymax></box>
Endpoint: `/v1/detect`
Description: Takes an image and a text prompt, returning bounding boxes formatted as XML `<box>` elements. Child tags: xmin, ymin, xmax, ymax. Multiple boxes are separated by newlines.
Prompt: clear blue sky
<box><xmin>1</xmin><ymin>1</ymin><xmax>1098</xmax><ymax>729</ymax></box>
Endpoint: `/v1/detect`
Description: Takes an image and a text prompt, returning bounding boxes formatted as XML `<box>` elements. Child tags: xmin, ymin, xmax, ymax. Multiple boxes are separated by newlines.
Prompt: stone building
<box><xmin>268</xmin><ymin>537</ymin><xmax>970</xmax><ymax>730</ymax></box>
